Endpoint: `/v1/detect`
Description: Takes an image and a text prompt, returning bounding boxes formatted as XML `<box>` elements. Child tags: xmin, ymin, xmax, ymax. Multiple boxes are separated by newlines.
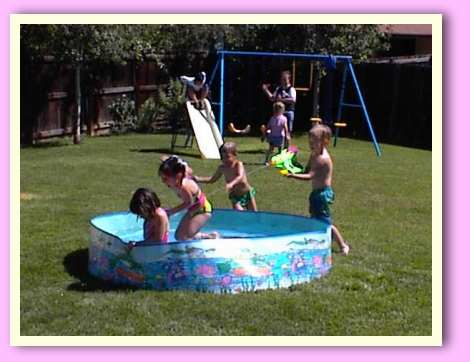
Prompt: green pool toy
<box><xmin>270</xmin><ymin>146</ymin><xmax>304</xmax><ymax>174</ymax></box>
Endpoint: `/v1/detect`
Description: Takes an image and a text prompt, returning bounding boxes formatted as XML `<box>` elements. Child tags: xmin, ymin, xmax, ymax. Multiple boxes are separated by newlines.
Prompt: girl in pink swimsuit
<box><xmin>159</xmin><ymin>156</ymin><xmax>218</xmax><ymax>241</ymax></box>
<box><xmin>129</xmin><ymin>188</ymin><xmax>169</xmax><ymax>246</ymax></box>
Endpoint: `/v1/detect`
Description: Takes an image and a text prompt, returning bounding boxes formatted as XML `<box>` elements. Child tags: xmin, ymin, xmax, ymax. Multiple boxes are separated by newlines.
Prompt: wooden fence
<box><xmin>332</xmin><ymin>62</ymin><xmax>432</xmax><ymax>149</ymax></box>
<box><xmin>20</xmin><ymin>59</ymin><xmax>165</xmax><ymax>144</ymax></box>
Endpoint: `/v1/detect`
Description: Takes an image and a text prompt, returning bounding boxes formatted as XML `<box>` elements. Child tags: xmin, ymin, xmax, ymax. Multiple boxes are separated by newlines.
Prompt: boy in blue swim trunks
<box><xmin>287</xmin><ymin>125</ymin><xmax>350</xmax><ymax>255</ymax></box>
<box><xmin>194</xmin><ymin>142</ymin><xmax>258</xmax><ymax>211</ymax></box>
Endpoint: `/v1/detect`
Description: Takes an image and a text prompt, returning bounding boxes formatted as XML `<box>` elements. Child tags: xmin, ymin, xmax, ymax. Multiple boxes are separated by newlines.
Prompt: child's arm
<box><xmin>266</xmin><ymin>118</ymin><xmax>272</xmax><ymax>133</ymax></box>
<box><xmin>279</xmin><ymin>88</ymin><xmax>296</xmax><ymax>104</ymax></box>
<box><xmin>262</xmin><ymin>84</ymin><xmax>275</xmax><ymax>101</ymax></box>
<box><xmin>284</xmin><ymin>119</ymin><xmax>290</xmax><ymax>140</ymax></box>
<box><xmin>185</xmin><ymin>165</ymin><xmax>194</xmax><ymax>178</ymax></box>
<box><xmin>186</xmin><ymin>87</ymin><xmax>198</xmax><ymax>103</ymax></box>
<box><xmin>194</xmin><ymin>166</ymin><xmax>223</xmax><ymax>183</ymax></box>
<box><xmin>166</xmin><ymin>184</ymin><xmax>194</xmax><ymax>216</ymax></box>
<box><xmin>287</xmin><ymin>153</ymin><xmax>313</xmax><ymax>179</ymax></box>
<box><xmin>225</xmin><ymin>162</ymin><xmax>245</xmax><ymax>192</ymax></box>
<box><xmin>287</xmin><ymin>171</ymin><xmax>313</xmax><ymax>180</ymax></box>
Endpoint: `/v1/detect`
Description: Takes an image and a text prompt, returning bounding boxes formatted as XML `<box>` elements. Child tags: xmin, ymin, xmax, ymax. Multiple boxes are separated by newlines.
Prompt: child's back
<box><xmin>129</xmin><ymin>188</ymin><xmax>169</xmax><ymax>245</ymax></box>
<box><xmin>268</xmin><ymin>114</ymin><xmax>288</xmax><ymax>137</ymax></box>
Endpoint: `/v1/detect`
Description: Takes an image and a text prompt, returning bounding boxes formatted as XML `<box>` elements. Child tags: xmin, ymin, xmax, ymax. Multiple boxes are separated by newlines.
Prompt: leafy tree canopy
<box><xmin>21</xmin><ymin>24</ymin><xmax>389</xmax><ymax>64</ymax></box>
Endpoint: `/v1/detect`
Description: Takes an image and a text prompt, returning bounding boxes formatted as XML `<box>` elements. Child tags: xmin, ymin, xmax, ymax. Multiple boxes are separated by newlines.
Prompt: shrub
<box><xmin>136</xmin><ymin>97</ymin><xmax>158</xmax><ymax>132</ymax></box>
<box><xmin>107</xmin><ymin>94</ymin><xmax>137</xmax><ymax>134</ymax></box>
<box><xmin>155</xmin><ymin>77</ymin><xmax>187</xmax><ymax>126</ymax></box>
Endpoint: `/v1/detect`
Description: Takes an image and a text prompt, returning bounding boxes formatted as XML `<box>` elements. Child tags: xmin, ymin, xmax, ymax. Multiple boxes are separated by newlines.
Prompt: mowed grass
<box><xmin>20</xmin><ymin>133</ymin><xmax>432</xmax><ymax>336</ymax></box>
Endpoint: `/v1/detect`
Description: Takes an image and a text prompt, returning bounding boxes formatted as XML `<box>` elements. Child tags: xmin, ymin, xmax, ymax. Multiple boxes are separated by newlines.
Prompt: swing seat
<box><xmin>333</xmin><ymin>122</ymin><xmax>347</xmax><ymax>147</ymax></box>
<box><xmin>228</xmin><ymin>122</ymin><xmax>251</xmax><ymax>135</ymax></box>
<box><xmin>310</xmin><ymin>117</ymin><xmax>322</xmax><ymax>125</ymax></box>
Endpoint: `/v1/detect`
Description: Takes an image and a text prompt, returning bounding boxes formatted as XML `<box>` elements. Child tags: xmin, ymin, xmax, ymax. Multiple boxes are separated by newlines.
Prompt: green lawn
<box><xmin>20</xmin><ymin>133</ymin><xmax>432</xmax><ymax>336</ymax></box>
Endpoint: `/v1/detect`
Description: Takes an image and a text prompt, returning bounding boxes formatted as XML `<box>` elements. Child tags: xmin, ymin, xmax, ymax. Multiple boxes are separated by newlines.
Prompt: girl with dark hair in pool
<box><xmin>129</xmin><ymin>188</ymin><xmax>169</xmax><ymax>245</ymax></box>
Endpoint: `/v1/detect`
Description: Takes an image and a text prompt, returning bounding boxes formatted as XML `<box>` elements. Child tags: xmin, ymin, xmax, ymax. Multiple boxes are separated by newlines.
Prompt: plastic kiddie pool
<box><xmin>89</xmin><ymin>209</ymin><xmax>332</xmax><ymax>293</ymax></box>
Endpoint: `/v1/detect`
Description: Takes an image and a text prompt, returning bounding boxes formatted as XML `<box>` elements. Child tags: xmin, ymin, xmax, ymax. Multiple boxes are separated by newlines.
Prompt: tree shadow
<box><xmin>237</xmin><ymin>149</ymin><xmax>266</xmax><ymax>155</ymax></box>
<box><xmin>63</xmin><ymin>248</ymin><xmax>138</xmax><ymax>292</ymax></box>
<box><xmin>243</xmin><ymin>161</ymin><xmax>267</xmax><ymax>166</ymax></box>
<box><xmin>21</xmin><ymin>140</ymin><xmax>71</xmax><ymax>149</ymax></box>
<box><xmin>129</xmin><ymin>147</ymin><xmax>201</xmax><ymax>160</ymax></box>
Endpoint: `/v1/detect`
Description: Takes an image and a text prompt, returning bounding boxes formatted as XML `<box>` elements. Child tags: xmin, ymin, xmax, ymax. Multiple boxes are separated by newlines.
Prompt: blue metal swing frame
<box><xmin>209</xmin><ymin>49</ymin><xmax>382</xmax><ymax>157</ymax></box>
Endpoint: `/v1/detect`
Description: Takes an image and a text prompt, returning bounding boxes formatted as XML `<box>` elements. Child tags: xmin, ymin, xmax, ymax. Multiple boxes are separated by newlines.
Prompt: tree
<box><xmin>148</xmin><ymin>24</ymin><xmax>389</xmax><ymax>118</ymax></box>
<box><xmin>21</xmin><ymin>24</ymin><xmax>389</xmax><ymax>140</ymax></box>
<box><xmin>21</xmin><ymin>24</ymin><xmax>156</xmax><ymax>143</ymax></box>
<box><xmin>223</xmin><ymin>25</ymin><xmax>389</xmax><ymax>117</ymax></box>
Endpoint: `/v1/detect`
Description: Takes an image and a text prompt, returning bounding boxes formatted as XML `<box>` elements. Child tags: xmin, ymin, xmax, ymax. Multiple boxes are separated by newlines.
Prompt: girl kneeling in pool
<box><xmin>159</xmin><ymin>156</ymin><xmax>218</xmax><ymax>241</ymax></box>
<box><xmin>129</xmin><ymin>188</ymin><xmax>169</xmax><ymax>245</ymax></box>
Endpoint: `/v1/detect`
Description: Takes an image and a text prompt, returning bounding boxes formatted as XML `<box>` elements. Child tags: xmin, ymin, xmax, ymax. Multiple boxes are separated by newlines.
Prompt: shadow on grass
<box><xmin>129</xmin><ymin>148</ymin><xmax>201</xmax><ymax>160</ymax></box>
<box><xmin>21</xmin><ymin>140</ymin><xmax>71</xmax><ymax>149</ymax></box>
<box><xmin>238</xmin><ymin>149</ymin><xmax>266</xmax><ymax>155</ymax></box>
<box><xmin>63</xmin><ymin>248</ymin><xmax>138</xmax><ymax>292</ymax></box>
<box><xmin>243</xmin><ymin>162</ymin><xmax>267</xmax><ymax>166</ymax></box>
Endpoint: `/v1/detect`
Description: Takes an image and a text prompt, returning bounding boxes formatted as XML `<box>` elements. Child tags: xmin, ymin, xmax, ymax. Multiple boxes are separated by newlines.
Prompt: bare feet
<box><xmin>208</xmin><ymin>231</ymin><xmax>220</xmax><ymax>239</ymax></box>
<box><xmin>194</xmin><ymin>231</ymin><xmax>220</xmax><ymax>239</ymax></box>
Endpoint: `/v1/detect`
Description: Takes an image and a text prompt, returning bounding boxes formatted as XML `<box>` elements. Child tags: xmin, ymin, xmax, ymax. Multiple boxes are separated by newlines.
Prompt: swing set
<box><xmin>208</xmin><ymin>50</ymin><xmax>382</xmax><ymax>157</ymax></box>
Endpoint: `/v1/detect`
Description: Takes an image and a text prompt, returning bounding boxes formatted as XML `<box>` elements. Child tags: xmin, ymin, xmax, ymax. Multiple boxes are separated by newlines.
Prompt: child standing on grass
<box><xmin>159</xmin><ymin>156</ymin><xmax>218</xmax><ymax>241</ymax></box>
<box><xmin>129</xmin><ymin>188</ymin><xmax>169</xmax><ymax>245</ymax></box>
<box><xmin>265</xmin><ymin>102</ymin><xmax>290</xmax><ymax>165</ymax></box>
<box><xmin>287</xmin><ymin>125</ymin><xmax>350</xmax><ymax>255</ymax></box>
<box><xmin>194</xmin><ymin>142</ymin><xmax>258</xmax><ymax>211</ymax></box>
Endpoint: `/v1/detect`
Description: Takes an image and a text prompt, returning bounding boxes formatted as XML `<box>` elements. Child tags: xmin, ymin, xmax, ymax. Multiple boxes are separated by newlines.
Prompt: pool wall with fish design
<box><xmin>89</xmin><ymin>209</ymin><xmax>332</xmax><ymax>293</ymax></box>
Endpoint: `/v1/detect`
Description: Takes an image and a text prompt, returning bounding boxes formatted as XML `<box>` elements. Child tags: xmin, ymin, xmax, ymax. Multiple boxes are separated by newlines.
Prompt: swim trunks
<box><xmin>229</xmin><ymin>187</ymin><xmax>256</xmax><ymax>208</ymax></box>
<box><xmin>309</xmin><ymin>186</ymin><xmax>335</xmax><ymax>224</ymax></box>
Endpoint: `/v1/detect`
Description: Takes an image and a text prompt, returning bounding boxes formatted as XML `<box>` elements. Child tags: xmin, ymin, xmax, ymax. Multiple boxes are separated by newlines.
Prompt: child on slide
<box><xmin>159</xmin><ymin>156</ymin><xmax>218</xmax><ymax>241</ymax></box>
<box><xmin>179</xmin><ymin>71</ymin><xmax>209</xmax><ymax>109</ymax></box>
<box><xmin>129</xmin><ymin>188</ymin><xmax>170</xmax><ymax>246</ymax></box>
<box><xmin>194</xmin><ymin>142</ymin><xmax>258</xmax><ymax>211</ymax></box>
<box><xmin>286</xmin><ymin>125</ymin><xmax>350</xmax><ymax>255</ymax></box>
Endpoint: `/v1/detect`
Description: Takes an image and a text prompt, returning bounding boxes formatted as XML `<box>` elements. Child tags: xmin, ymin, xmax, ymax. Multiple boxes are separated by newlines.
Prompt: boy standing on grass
<box><xmin>287</xmin><ymin>125</ymin><xmax>350</xmax><ymax>255</ymax></box>
<box><xmin>194</xmin><ymin>142</ymin><xmax>258</xmax><ymax>211</ymax></box>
